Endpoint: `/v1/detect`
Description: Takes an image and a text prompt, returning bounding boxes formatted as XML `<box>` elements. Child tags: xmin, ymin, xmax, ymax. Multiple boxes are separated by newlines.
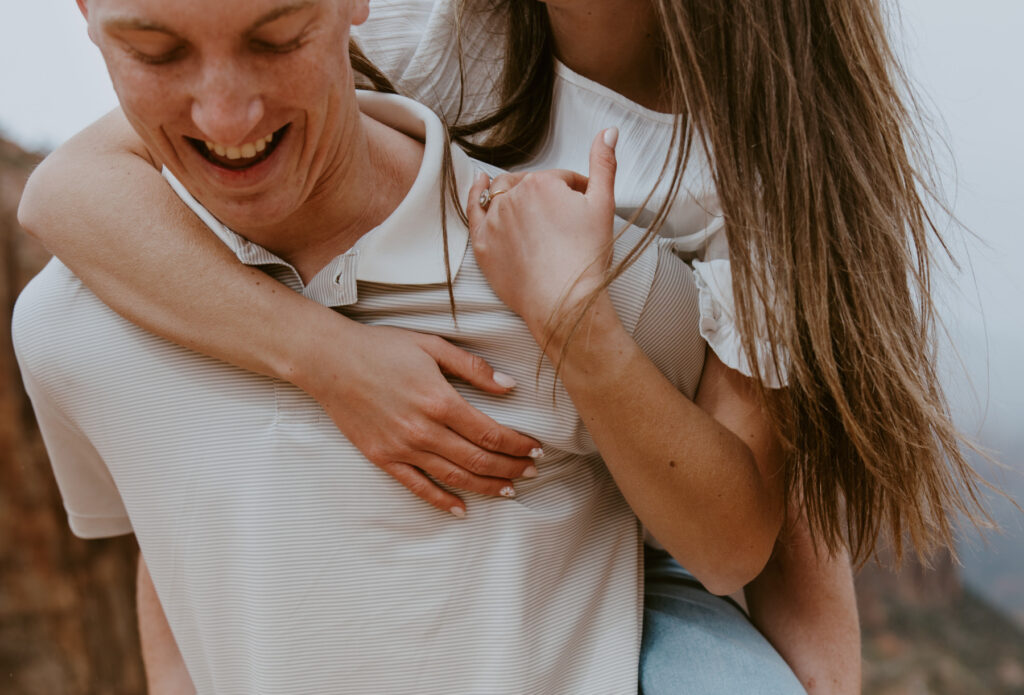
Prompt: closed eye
<box><xmin>250</xmin><ymin>36</ymin><xmax>307</xmax><ymax>54</ymax></box>
<box><xmin>127</xmin><ymin>44</ymin><xmax>188</xmax><ymax>65</ymax></box>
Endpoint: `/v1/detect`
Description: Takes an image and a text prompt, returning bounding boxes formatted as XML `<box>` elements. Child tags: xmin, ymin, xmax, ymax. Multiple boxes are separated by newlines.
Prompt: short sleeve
<box><xmin>13</xmin><ymin>271</ymin><xmax>132</xmax><ymax>539</ymax></box>
<box><xmin>19</xmin><ymin>369</ymin><xmax>132</xmax><ymax>538</ymax></box>
<box><xmin>631</xmin><ymin>241</ymin><xmax>707</xmax><ymax>400</ymax></box>
<box><xmin>690</xmin><ymin>258</ymin><xmax>788</xmax><ymax>389</ymax></box>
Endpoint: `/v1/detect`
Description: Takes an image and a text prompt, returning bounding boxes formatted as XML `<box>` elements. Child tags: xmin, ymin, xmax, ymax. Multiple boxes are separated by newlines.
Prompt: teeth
<box><xmin>204</xmin><ymin>132</ymin><xmax>276</xmax><ymax>160</ymax></box>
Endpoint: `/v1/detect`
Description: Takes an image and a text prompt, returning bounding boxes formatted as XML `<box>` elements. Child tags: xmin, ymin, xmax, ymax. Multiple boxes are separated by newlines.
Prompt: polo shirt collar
<box><xmin>162</xmin><ymin>90</ymin><xmax>477</xmax><ymax>303</ymax></box>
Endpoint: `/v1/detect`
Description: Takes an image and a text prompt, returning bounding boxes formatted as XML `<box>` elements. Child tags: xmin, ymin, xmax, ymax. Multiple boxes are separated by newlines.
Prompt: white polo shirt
<box><xmin>14</xmin><ymin>91</ymin><xmax>706</xmax><ymax>695</ymax></box>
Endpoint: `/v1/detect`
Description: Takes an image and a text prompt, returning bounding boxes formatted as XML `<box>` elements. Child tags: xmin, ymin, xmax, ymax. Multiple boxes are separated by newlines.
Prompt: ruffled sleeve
<box><xmin>690</xmin><ymin>258</ymin><xmax>789</xmax><ymax>389</ymax></box>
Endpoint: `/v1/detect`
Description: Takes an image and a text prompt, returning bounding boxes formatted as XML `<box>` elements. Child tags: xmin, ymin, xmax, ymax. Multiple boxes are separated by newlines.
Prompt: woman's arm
<box><xmin>551</xmin><ymin>305</ymin><xmax>784</xmax><ymax>594</ymax></box>
<box><xmin>467</xmin><ymin>130</ymin><xmax>859</xmax><ymax>672</ymax></box>
<box><xmin>467</xmin><ymin>133</ymin><xmax>783</xmax><ymax>593</ymax></box>
<box><xmin>745</xmin><ymin>514</ymin><xmax>861</xmax><ymax>694</ymax></box>
<box><xmin>17</xmin><ymin>109</ymin><xmax>542</xmax><ymax>516</ymax></box>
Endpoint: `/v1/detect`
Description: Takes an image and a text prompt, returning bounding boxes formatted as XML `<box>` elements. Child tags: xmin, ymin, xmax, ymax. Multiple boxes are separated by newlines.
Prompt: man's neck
<box><xmin>547</xmin><ymin>0</ymin><xmax>668</xmax><ymax>113</ymax></box>
<box><xmin>239</xmin><ymin>112</ymin><xmax>424</xmax><ymax>284</ymax></box>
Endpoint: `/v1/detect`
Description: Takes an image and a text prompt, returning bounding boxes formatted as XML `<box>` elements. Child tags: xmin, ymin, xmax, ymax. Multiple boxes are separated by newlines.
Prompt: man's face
<box><xmin>79</xmin><ymin>0</ymin><xmax>369</xmax><ymax>231</ymax></box>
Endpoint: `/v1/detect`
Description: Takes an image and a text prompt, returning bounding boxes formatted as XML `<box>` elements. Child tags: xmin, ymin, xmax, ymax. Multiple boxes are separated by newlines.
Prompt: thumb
<box><xmin>586</xmin><ymin>127</ymin><xmax>618</xmax><ymax>213</ymax></box>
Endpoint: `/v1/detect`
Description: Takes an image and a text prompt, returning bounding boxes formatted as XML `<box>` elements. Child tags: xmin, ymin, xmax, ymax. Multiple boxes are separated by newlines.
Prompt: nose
<box><xmin>190</xmin><ymin>59</ymin><xmax>265</xmax><ymax>145</ymax></box>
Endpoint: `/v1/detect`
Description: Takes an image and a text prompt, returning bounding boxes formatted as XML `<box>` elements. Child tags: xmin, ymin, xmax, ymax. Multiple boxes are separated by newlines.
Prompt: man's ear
<box><xmin>76</xmin><ymin>0</ymin><xmax>100</xmax><ymax>45</ymax></box>
<box><xmin>351</xmin><ymin>0</ymin><xmax>370</xmax><ymax>27</ymax></box>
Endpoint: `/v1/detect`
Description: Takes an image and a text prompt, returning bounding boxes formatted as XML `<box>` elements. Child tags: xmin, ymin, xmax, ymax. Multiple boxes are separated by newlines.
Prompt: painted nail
<box><xmin>522</xmin><ymin>464</ymin><xmax>538</xmax><ymax>478</ymax></box>
<box><xmin>450</xmin><ymin>506</ymin><xmax>467</xmax><ymax>518</ymax></box>
<box><xmin>492</xmin><ymin>371</ymin><xmax>517</xmax><ymax>389</ymax></box>
<box><xmin>528</xmin><ymin>447</ymin><xmax>545</xmax><ymax>459</ymax></box>
<box><xmin>603</xmin><ymin>127</ymin><xmax>619</xmax><ymax>148</ymax></box>
<box><xmin>499</xmin><ymin>486</ymin><xmax>516</xmax><ymax>498</ymax></box>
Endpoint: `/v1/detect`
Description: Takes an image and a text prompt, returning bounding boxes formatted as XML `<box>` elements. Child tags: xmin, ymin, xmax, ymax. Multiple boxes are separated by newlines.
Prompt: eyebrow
<box><xmin>247</xmin><ymin>1</ymin><xmax>318</xmax><ymax>33</ymax></box>
<box><xmin>102</xmin><ymin>17</ymin><xmax>177</xmax><ymax>34</ymax></box>
<box><xmin>101</xmin><ymin>1</ymin><xmax>319</xmax><ymax>37</ymax></box>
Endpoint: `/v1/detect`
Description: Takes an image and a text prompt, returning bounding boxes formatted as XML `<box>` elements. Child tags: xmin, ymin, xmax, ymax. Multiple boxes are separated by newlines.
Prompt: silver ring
<box><xmin>478</xmin><ymin>188</ymin><xmax>507</xmax><ymax>210</ymax></box>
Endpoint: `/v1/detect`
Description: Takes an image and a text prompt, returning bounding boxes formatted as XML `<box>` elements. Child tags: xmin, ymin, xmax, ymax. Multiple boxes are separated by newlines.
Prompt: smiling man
<box><xmin>12</xmin><ymin>0</ymin><xmax>711</xmax><ymax>692</ymax></box>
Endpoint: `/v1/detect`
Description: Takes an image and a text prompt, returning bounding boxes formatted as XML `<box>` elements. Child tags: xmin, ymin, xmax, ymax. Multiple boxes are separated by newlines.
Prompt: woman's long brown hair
<box><xmin>450</xmin><ymin>0</ymin><xmax>990</xmax><ymax>564</ymax></box>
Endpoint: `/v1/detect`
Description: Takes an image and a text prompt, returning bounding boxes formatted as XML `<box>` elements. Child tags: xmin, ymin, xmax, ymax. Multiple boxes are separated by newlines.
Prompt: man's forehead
<box><xmin>88</xmin><ymin>0</ymin><xmax>331</xmax><ymax>32</ymax></box>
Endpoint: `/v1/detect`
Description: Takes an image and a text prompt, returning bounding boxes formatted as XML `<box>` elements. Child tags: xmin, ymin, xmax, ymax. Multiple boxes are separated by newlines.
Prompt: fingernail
<box><xmin>529</xmin><ymin>447</ymin><xmax>545</xmax><ymax>459</ymax></box>
<box><xmin>492</xmin><ymin>371</ymin><xmax>517</xmax><ymax>389</ymax></box>
<box><xmin>450</xmin><ymin>506</ymin><xmax>466</xmax><ymax>518</ymax></box>
<box><xmin>499</xmin><ymin>486</ymin><xmax>516</xmax><ymax>498</ymax></box>
<box><xmin>603</xmin><ymin>127</ymin><xmax>619</xmax><ymax>148</ymax></box>
<box><xmin>522</xmin><ymin>464</ymin><xmax>538</xmax><ymax>478</ymax></box>
<box><xmin>476</xmin><ymin>171</ymin><xmax>488</xmax><ymax>186</ymax></box>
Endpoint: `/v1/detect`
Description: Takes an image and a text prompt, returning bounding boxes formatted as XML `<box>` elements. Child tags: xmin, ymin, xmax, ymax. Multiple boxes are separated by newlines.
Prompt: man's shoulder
<box><xmin>13</xmin><ymin>258</ymin><xmax>156</xmax><ymax>386</ymax></box>
<box><xmin>13</xmin><ymin>258</ymin><xmax>87</xmax><ymax>354</ymax></box>
<box><xmin>14</xmin><ymin>259</ymin><xmax>107</xmax><ymax>381</ymax></box>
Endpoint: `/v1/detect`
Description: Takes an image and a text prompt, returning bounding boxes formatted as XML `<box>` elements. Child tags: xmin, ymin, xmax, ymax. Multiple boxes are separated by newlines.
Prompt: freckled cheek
<box><xmin>107</xmin><ymin>62</ymin><xmax>190</xmax><ymax>132</ymax></box>
<box><xmin>263</xmin><ymin>55</ymin><xmax>339</xmax><ymax>105</ymax></box>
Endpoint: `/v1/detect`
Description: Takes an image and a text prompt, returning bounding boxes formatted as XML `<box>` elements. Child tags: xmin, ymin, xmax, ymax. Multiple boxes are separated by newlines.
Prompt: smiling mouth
<box><xmin>187</xmin><ymin>124</ymin><xmax>290</xmax><ymax>170</ymax></box>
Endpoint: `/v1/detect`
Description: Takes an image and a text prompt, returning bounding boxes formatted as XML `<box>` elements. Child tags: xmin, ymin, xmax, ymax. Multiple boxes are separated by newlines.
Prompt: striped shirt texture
<box><xmin>13</xmin><ymin>92</ymin><xmax>706</xmax><ymax>694</ymax></box>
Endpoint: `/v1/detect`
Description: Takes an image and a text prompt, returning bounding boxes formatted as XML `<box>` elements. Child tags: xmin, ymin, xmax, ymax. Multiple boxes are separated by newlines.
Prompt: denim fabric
<box><xmin>640</xmin><ymin>547</ymin><xmax>806</xmax><ymax>694</ymax></box>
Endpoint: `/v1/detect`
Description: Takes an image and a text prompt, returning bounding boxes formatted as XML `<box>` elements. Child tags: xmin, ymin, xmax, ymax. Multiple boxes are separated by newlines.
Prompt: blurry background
<box><xmin>1</xmin><ymin>0</ymin><xmax>1022</xmax><ymax>693</ymax></box>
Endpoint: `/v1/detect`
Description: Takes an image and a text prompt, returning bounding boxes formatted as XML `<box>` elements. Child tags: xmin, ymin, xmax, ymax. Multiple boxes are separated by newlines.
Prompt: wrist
<box><xmin>274</xmin><ymin>307</ymin><xmax>364</xmax><ymax>399</ymax></box>
<box><xmin>540</xmin><ymin>292</ymin><xmax>633</xmax><ymax>375</ymax></box>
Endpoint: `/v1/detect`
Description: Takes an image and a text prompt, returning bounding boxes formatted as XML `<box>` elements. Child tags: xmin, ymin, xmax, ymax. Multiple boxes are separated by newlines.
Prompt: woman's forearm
<box><xmin>745</xmin><ymin>514</ymin><xmax>861</xmax><ymax>694</ymax></box>
<box><xmin>18</xmin><ymin>109</ymin><xmax>340</xmax><ymax>384</ymax></box>
<box><xmin>549</xmin><ymin>294</ymin><xmax>785</xmax><ymax>595</ymax></box>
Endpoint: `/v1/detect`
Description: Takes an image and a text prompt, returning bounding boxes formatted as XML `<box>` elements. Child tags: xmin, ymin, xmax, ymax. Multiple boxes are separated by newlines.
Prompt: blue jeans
<box><xmin>640</xmin><ymin>547</ymin><xmax>806</xmax><ymax>694</ymax></box>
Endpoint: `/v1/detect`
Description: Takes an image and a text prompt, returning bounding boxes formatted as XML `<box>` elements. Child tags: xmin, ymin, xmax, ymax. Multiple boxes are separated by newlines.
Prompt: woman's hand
<box><xmin>295</xmin><ymin>321</ymin><xmax>542</xmax><ymax>518</ymax></box>
<box><xmin>466</xmin><ymin>129</ymin><xmax>620</xmax><ymax>345</ymax></box>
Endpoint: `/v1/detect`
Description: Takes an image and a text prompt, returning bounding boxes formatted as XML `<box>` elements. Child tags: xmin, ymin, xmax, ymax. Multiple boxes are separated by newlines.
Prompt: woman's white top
<box><xmin>355</xmin><ymin>0</ymin><xmax>784</xmax><ymax>386</ymax></box>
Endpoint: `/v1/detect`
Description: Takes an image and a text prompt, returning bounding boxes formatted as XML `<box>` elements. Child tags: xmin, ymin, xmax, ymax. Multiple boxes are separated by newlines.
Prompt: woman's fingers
<box><xmin>380</xmin><ymin>448</ymin><xmax>526</xmax><ymax>519</ymax></box>
<box><xmin>443</xmin><ymin>394</ymin><xmax>543</xmax><ymax>464</ymax></box>
<box><xmin>586</xmin><ymin>127</ymin><xmax>618</xmax><ymax>215</ymax></box>
<box><xmin>408</xmin><ymin>451</ymin><xmax>522</xmax><ymax>499</ymax></box>
<box><xmin>421</xmin><ymin>333</ymin><xmax>517</xmax><ymax>394</ymax></box>
<box><xmin>378</xmin><ymin>461</ymin><xmax>468</xmax><ymax>517</ymax></box>
<box><xmin>434</xmin><ymin>425</ymin><xmax>539</xmax><ymax>479</ymax></box>
<box><xmin>416</xmin><ymin>335</ymin><xmax>542</xmax><ymax>459</ymax></box>
<box><xmin>466</xmin><ymin>169</ymin><xmax>589</xmax><ymax>233</ymax></box>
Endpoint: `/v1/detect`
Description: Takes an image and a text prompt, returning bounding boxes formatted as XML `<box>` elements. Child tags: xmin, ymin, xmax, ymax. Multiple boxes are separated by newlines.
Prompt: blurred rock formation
<box><xmin>1</xmin><ymin>137</ymin><xmax>144</xmax><ymax>695</ymax></box>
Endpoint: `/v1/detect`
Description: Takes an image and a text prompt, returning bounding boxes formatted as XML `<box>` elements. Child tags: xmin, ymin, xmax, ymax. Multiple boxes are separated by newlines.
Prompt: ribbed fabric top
<box><xmin>353</xmin><ymin>0</ymin><xmax>786</xmax><ymax>386</ymax></box>
<box><xmin>14</xmin><ymin>92</ymin><xmax>707</xmax><ymax>694</ymax></box>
